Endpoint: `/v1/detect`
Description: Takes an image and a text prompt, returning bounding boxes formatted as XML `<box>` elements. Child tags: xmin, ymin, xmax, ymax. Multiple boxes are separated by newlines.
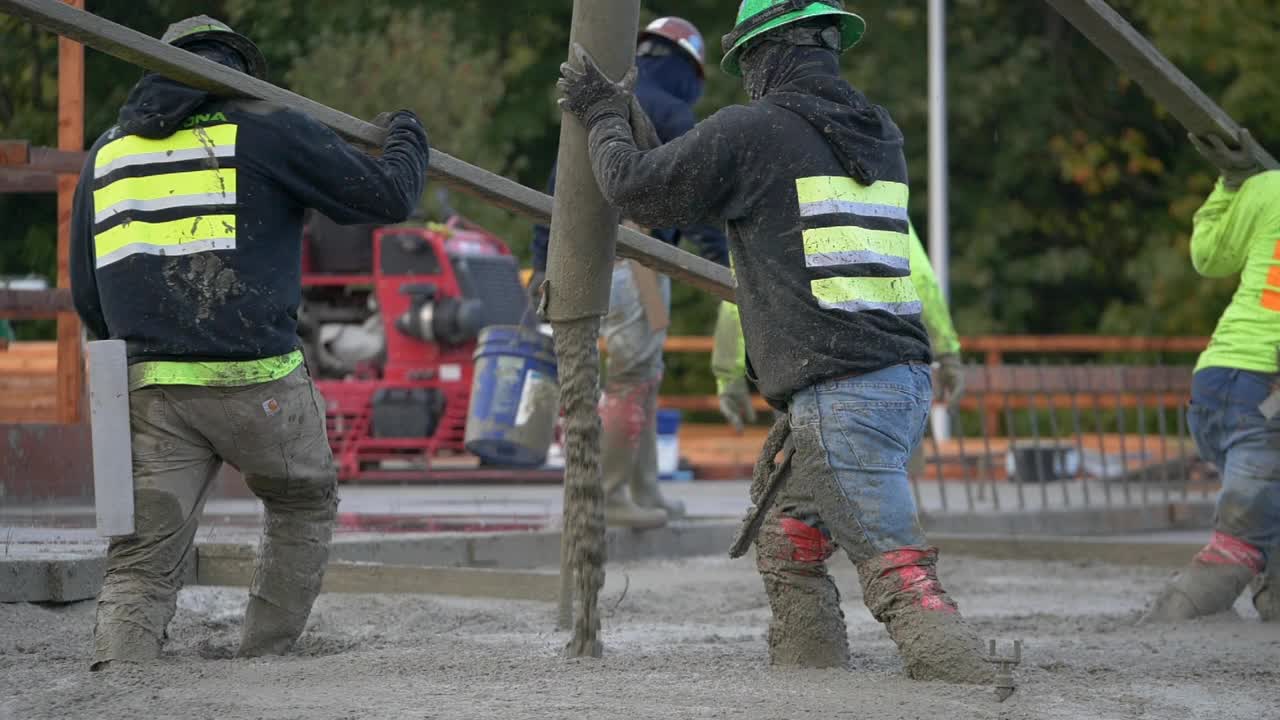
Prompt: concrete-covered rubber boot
<box><xmin>1141</xmin><ymin>531</ymin><xmax>1264</xmax><ymax>623</ymax></box>
<box><xmin>629</xmin><ymin>380</ymin><xmax>686</xmax><ymax>519</ymax></box>
<box><xmin>238</xmin><ymin>595</ymin><xmax>310</xmax><ymax>657</ymax></box>
<box><xmin>858</xmin><ymin>548</ymin><xmax>992</xmax><ymax>684</ymax></box>
<box><xmin>1254</xmin><ymin>578</ymin><xmax>1279</xmax><ymax>622</ymax></box>
<box><xmin>756</xmin><ymin>513</ymin><xmax>849</xmax><ymax>668</ymax></box>
<box><xmin>236</xmin><ymin>485</ymin><xmax>337</xmax><ymax>657</ymax></box>
<box><xmin>601</xmin><ymin>378</ymin><xmax>668</xmax><ymax>529</ymax></box>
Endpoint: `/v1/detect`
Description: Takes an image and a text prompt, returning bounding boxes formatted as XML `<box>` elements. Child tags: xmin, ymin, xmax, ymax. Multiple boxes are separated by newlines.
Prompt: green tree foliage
<box><xmin>285</xmin><ymin>7</ymin><xmax>530</xmax><ymax>250</ymax></box>
<box><xmin>2</xmin><ymin>1</ymin><xmax>1278</xmax><ymax>368</ymax></box>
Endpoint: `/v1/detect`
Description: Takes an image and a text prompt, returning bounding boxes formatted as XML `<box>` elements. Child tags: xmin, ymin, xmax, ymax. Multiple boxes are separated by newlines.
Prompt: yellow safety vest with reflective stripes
<box><xmin>90</xmin><ymin>119</ymin><xmax>300</xmax><ymax>389</ymax></box>
<box><xmin>794</xmin><ymin>175</ymin><xmax>921</xmax><ymax>316</ymax></box>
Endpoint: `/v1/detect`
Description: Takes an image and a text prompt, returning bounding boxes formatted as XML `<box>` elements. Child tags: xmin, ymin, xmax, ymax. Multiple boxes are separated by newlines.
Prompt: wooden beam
<box><xmin>0</xmin><ymin>140</ymin><xmax>30</xmax><ymax>165</ymax></box>
<box><xmin>0</xmin><ymin>288</ymin><xmax>74</xmax><ymax>319</ymax></box>
<box><xmin>55</xmin><ymin>0</ymin><xmax>84</xmax><ymax>425</ymax></box>
<box><xmin>0</xmin><ymin>142</ymin><xmax>87</xmax><ymax>176</ymax></box>
<box><xmin>0</xmin><ymin>169</ymin><xmax>59</xmax><ymax>193</ymax></box>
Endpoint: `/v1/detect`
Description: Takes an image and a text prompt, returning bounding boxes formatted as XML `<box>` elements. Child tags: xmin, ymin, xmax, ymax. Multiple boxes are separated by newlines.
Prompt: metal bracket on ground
<box><xmin>986</xmin><ymin>639</ymin><xmax>1022</xmax><ymax>702</ymax></box>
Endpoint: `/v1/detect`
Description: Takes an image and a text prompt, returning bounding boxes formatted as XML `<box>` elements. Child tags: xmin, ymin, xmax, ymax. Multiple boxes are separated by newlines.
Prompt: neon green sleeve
<box><xmin>1191</xmin><ymin>176</ymin><xmax>1279</xmax><ymax>277</ymax></box>
<box><xmin>908</xmin><ymin>222</ymin><xmax>961</xmax><ymax>355</ymax></box>
<box><xmin>711</xmin><ymin>300</ymin><xmax>746</xmax><ymax>394</ymax></box>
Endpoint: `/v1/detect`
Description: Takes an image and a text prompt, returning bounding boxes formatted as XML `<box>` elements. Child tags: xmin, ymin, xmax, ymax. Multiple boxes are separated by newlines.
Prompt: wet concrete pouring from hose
<box><xmin>552</xmin><ymin>317</ymin><xmax>607</xmax><ymax>657</ymax></box>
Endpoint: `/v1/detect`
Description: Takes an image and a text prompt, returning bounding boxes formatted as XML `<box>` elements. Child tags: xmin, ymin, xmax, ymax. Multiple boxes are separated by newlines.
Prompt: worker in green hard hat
<box><xmin>557</xmin><ymin>0</ymin><xmax>991</xmax><ymax>683</ymax></box>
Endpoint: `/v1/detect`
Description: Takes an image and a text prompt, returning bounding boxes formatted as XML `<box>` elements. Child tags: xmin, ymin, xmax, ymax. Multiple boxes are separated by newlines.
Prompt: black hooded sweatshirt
<box><xmin>70</xmin><ymin>74</ymin><xmax>429</xmax><ymax>363</ymax></box>
<box><xmin>585</xmin><ymin>44</ymin><xmax>930</xmax><ymax>405</ymax></box>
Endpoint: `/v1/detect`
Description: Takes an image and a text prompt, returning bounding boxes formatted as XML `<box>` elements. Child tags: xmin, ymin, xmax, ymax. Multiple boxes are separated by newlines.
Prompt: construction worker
<box><xmin>714</xmin><ymin>222</ymin><xmax>966</xmax><ymax>448</ymax></box>
<box><xmin>532</xmin><ymin>17</ymin><xmax>728</xmax><ymax>529</ymax></box>
<box><xmin>1143</xmin><ymin>130</ymin><xmax>1280</xmax><ymax>623</ymax></box>
<box><xmin>69</xmin><ymin>16</ymin><xmax>429</xmax><ymax>669</ymax></box>
<box><xmin>557</xmin><ymin>0</ymin><xmax>990</xmax><ymax>683</ymax></box>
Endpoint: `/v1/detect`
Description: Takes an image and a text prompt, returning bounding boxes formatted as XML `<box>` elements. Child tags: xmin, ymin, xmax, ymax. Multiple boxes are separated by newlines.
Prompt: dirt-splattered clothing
<box><xmin>93</xmin><ymin>365</ymin><xmax>336</xmax><ymax>667</ymax></box>
<box><xmin>70</xmin><ymin>74</ymin><xmax>429</xmax><ymax>365</ymax></box>
<box><xmin>583</xmin><ymin>54</ymin><xmax>929</xmax><ymax>405</ymax></box>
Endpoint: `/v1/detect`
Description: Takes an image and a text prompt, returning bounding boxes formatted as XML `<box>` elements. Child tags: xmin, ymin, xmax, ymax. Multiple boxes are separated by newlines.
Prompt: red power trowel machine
<box><xmin>299</xmin><ymin>212</ymin><xmax>529</xmax><ymax>481</ymax></box>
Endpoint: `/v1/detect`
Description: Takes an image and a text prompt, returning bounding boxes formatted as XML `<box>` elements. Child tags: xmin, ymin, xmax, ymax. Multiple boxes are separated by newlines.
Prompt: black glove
<box><xmin>557</xmin><ymin>43</ymin><xmax>636</xmax><ymax>129</ymax></box>
<box><xmin>1189</xmin><ymin>129</ymin><xmax>1264</xmax><ymax>190</ymax></box>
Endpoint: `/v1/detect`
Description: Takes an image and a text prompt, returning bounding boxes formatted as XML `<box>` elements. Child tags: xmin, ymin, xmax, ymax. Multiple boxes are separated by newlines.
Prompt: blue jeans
<box><xmin>1189</xmin><ymin>367</ymin><xmax>1280</xmax><ymax>553</ymax></box>
<box><xmin>777</xmin><ymin>363</ymin><xmax>932</xmax><ymax>560</ymax></box>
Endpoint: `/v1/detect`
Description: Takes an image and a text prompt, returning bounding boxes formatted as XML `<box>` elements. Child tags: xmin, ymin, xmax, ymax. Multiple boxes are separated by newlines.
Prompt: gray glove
<box><xmin>527</xmin><ymin>269</ymin><xmax>545</xmax><ymax>305</ymax></box>
<box><xmin>557</xmin><ymin>43</ymin><xmax>636</xmax><ymax>129</ymax></box>
<box><xmin>718</xmin><ymin>377</ymin><xmax>758</xmax><ymax>434</ymax></box>
<box><xmin>1189</xmin><ymin>129</ymin><xmax>1264</xmax><ymax>190</ymax></box>
<box><xmin>933</xmin><ymin>353</ymin><xmax>965</xmax><ymax>407</ymax></box>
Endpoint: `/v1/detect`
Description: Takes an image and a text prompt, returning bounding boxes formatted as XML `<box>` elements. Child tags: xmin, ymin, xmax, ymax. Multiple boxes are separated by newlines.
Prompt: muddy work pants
<box><xmin>93</xmin><ymin>366</ymin><xmax>337</xmax><ymax>668</ymax></box>
<box><xmin>760</xmin><ymin>364</ymin><xmax>932</xmax><ymax>565</ymax></box>
<box><xmin>1189</xmin><ymin>368</ymin><xmax>1280</xmax><ymax>555</ymax></box>
<box><xmin>599</xmin><ymin>260</ymin><xmax>673</xmax><ymax>510</ymax></box>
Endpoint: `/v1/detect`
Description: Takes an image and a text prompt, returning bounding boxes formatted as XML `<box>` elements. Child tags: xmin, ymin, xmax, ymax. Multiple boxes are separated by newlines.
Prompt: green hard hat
<box><xmin>160</xmin><ymin>15</ymin><xmax>268</xmax><ymax>80</ymax></box>
<box><xmin>721</xmin><ymin>0</ymin><xmax>866</xmax><ymax>77</ymax></box>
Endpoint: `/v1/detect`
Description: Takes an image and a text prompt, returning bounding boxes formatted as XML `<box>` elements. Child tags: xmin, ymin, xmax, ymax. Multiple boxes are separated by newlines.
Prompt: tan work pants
<box><xmin>92</xmin><ymin>365</ymin><xmax>337</xmax><ymax>667</ymax></box>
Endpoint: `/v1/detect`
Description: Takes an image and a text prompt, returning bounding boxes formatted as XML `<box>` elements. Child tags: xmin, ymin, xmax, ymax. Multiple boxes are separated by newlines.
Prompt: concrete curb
<box><xmin>921</xmin><ymin>501</ymin><xmax>1214</xmax><ymax>536</ymax></box>
<box><xmin>931</xmin><ymin>533</ymin><xmax>1201</xmax><ymax>568</ymax></box>
<box><xmin>2</xmin><ymin>514</ymin><xmax>1211</xmax><ymax>603</ymax></box>
<box><xmin>0</xmin><ymin>553</ymin><xmax>104</xmax><ymax>603</ymax></box>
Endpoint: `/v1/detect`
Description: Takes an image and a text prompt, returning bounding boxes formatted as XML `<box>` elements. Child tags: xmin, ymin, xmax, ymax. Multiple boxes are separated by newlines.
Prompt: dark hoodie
<box><xmin>531</xmin><ymin>48</ymin><xmax>728</xmax><ymax>273</ymax></box>
<box><xmin>70</xmin><ymin>74</ymin><xmax>429</xmax><ymax>362</ymax></box>
<box><xmin>583</xmin><ymin>44</ymin><xmax>930</xmax><ymax>405</ymax></box>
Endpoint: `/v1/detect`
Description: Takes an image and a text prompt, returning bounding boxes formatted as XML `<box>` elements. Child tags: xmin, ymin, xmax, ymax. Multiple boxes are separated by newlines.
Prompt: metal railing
<box><xmin>913</xmin><ymin>361</ymin><xmax>1212</xmax><ymax>516</ymax></box>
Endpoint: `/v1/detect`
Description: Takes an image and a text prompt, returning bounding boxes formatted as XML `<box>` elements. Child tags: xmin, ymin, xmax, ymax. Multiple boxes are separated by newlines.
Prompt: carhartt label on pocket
<box><xmin>262</xmin><ymin>398</ymin><xmax>281</xmax><ymax>416</ymax></box>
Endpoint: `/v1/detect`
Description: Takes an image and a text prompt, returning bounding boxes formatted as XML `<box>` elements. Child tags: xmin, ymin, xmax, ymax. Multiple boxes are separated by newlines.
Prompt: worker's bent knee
<box><xmin>757</xmin><ymin>514</ymin><xmax>836</xmax><ymax>571</ymax></box>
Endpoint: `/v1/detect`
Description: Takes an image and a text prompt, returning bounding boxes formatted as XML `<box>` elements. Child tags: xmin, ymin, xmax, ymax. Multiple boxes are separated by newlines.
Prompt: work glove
<box><xmin>628</xmin><ymin>95</ymin><xmax>661</xmax><ymax>151</ymax></box>
<box><xmin>933</xmin><ymin>352</ymin><xmax>965</xmax><ymax>407</ymax></box>
<box><xmin>718</xmin><ymin>377</ymin><xmax>757</xmax><ymax>434</ymax></box>
<box><xmin>1189</xmin><ymin>129</ymin><xmax>1264</xmax><ymax>190</ymax></box>
<box><xmin>527</xmin><ymin>269</ymin><xmax>546</xmax><ymax>305</ymax></box>
<box><xmin>557</xmin><ymin>43</ymin><xmax>636</xmax><ymax>129</ymax></box>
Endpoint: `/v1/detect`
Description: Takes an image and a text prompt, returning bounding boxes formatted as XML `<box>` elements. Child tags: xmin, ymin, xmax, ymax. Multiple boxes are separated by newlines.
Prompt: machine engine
<box><xmin>299</xmin><ymin>212</ymin><xmax>529</xmax><ymax>480</ymax></box>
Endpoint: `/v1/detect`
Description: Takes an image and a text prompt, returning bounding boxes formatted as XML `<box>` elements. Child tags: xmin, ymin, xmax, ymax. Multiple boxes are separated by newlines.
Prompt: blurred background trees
<box><xmin>2</xmin><ymin>0</ymin><xmax>1277</xmax><ymax>386</ymax></box>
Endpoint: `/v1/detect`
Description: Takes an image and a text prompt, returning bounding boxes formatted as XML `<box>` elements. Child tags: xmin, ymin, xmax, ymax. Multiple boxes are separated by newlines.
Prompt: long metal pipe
<box><xmin>927</xmin><ymin>0</ymin><xmax>949</xmax><ymax>302</ymax></box>
<box><xmin>1043</xmin><ymin>0</ymin><xmax>1277</xmax><ymax>168</ymax></box>
<box><xmin>0</xmin><ymin>0</ymin><xmax>736</xmax><ymax>301</ymax></box>
<box><xmin>928</xmin><ymin>0</ymin><xmax>951</xmax><ymax>442</ymax></box>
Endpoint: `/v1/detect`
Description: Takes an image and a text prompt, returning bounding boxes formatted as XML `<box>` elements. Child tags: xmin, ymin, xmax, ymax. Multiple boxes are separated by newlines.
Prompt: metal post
<box><xmin>928</xmin><ymin>0</ymin><xmax>950</xmax><ymax>442</ymax></box>
<box><xmin>548</xmin><ymin>0</ymin><xmax>641</xmax><ymax>660</ymax></box>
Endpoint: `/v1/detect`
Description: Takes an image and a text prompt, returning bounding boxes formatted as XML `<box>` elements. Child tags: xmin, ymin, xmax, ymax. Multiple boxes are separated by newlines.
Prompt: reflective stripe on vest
<box><xmin>92</xmin><ymin>125</ymin><xmax>238</xmax><ymax>269</ymax></box>
<box><xmin>1262</xmin><ymin>239</ymin><xmax>1280</xmax><ymax>312</ymax></box>
<box><xmin>127</xmin><ymin>350</ymin><xmax>304</xmax><ymax>391</ymax></box>
<box><xmin>794</xmin><ymin>175</ymin><xmax>919</xmax><ymax>316</ymax></box>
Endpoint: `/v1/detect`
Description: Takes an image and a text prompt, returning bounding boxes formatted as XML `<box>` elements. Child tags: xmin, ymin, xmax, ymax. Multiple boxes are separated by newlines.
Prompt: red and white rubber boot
<box><xmin>856</xmin><ymin>548</ymin><xmax>992</xmax><ymax>684</ymax></box>
<box><xmin>755</xmin><ymin>513</ymin><xmax>849</xmax><ymax>668</ymax></box>
<box><xmin>1142</xmin><ymin>531</ymin><xmax>1264</xmax><ymax>623</ymax></box>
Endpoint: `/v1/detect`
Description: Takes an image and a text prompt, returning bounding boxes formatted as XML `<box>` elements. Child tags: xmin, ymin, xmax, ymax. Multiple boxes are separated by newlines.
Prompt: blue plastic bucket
<box><xmin>464</xmin><ymin>325</ymin><xmax>559</xmax><ymax>467</ymax></box>
<box><xmin>656</xmin><ymin>409</ymin><xmax>682</xmax><ymax>480</ymax></box>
